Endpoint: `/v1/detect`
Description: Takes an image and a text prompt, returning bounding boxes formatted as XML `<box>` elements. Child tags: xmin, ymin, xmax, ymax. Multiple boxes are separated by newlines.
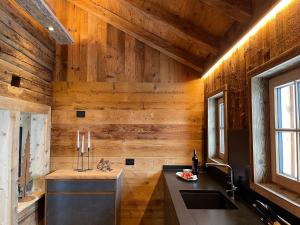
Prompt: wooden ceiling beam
<box><xmin>204</xmin><ymin>0</ymin><xmax>278</xmax><ymax>72</ymax></box>
<box><xmin>220</xmin><ymin>0</ymin><xmax>279</xmax><ymax>54</ymax></box>
<box><xmin>121</xmin><ymin>0</ymin><xmax>219</xmax><ymax>55</ymax></box>
<box><xmin>15</xmin><ymin>0</ymin><xmax>73</xmax><ymax>44</ymax></box>
<box><xmin>67</xmin><ymin>0</ymin><xmax>205</xmax><ymax>73</ymax></box>
<box><xmin>199</xmin><ymin>0</ymin><xmax>252</xmax><ymax>24</ymax></box>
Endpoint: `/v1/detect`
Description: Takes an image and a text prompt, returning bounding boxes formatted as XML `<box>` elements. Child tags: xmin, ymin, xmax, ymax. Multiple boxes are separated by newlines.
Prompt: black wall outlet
<box><xmin>11</xmin><ymin>75</ymin><xmax>21</xmax><ymax>87</ymax></box>
<box><xmin>76</xmin><ymin>111</ymin><xmax>85</xmax><ymax>118</ymax></box>
<box><xmin>125</xmin><ymin>158</ymin><xmax>135</xmax><ymax>165</ymax></box>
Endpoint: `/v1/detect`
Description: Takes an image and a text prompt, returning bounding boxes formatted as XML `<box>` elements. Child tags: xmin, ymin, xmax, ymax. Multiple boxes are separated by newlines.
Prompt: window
<box><xmin>269</xmin><ymin>72</ymin><xmax>300</xmax><ymax>193</ymax></box>
<box><xmin>216</xmin><ymin>98</ymin><xmax>225</xmax><ymax>158</ymax></box>
<box><xmin>207</xmin><ymin>91</ymin><xmax>227</xmax><ymax>162</ymax></box>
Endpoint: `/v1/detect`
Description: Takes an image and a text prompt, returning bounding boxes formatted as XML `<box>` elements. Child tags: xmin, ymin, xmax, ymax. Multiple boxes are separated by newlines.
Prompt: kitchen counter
<box><xmin>45</xmin><ymin>168</ymin><xmax>123</xmax><ymax>180</ymax></box>
<box><xmin>163</xmin><ymin>166</ymin><xmax>262</xmax><ymax>225</ymax></box>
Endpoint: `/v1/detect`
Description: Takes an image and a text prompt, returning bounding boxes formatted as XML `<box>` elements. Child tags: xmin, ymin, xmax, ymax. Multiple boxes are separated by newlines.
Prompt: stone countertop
<box><xmin>45</xmin><ymin>168</ymin><xmax>123</xmax><ymax>180</ymax></box>
<box><xmin>163</xmin><ymin>166</ymin><xmax>262</xmax><ymax>225</ymax></box>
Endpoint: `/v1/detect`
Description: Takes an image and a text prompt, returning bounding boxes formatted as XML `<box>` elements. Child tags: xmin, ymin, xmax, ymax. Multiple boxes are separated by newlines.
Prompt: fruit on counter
<box><xmin>182</xmin><ymin>172</ymin><xmax>193</xmax><ymax>180</ymax></box>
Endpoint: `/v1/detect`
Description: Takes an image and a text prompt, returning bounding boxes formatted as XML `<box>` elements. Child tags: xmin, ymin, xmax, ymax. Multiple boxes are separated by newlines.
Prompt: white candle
<box><xmin>81</xmin><ymin>135</ymin><xmax>84</xmax><ymax>154</ymax></box>
<box><xmin>77</xmin><ymin>130</ymin><xmax>80</xmax><ymax>149</ymax></box>
<box><xmin>88</xmin><ymin>131</ymin><xmax>91</xmax><ymax>149</ymax></box>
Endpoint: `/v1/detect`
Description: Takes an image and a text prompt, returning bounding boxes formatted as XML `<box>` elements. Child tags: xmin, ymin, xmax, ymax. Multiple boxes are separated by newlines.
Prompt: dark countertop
<box><xmin>163</xmin><ymin>166</ymin><xmax>262</xmax><ymax>225</ymax></box>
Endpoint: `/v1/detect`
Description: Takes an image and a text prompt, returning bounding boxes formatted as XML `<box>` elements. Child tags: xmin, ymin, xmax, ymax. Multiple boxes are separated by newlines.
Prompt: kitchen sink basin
<box><xmin>180</xmin><ymin>190</ymin><xmax>238</xmax><ymax>209</ymax></box>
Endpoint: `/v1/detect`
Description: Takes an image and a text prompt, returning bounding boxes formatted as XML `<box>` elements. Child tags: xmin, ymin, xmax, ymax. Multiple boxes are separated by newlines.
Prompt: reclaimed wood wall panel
<box><xmin>51</xmin><ymin>81</ymin><xmax>204</xmax><ymax>225</ymax></box>
<box><xmin>0</xmin><ymin>0</ymin><xmax>55</xmax><ymax>106</ymax></box>
<box><xmin>46</xmin><ymin>1</ymin><xmax>204</xmax><ymax>225</ymax></box>
<box><xmin>0</xmin><ymin>1</ymin><xmax>55</xmax><ymax>224</ymax></box>
<box><xmin>204</xmin><ymin>0</ymin><xmax>300</xmax><ymax>129</ymax></box>
<box><xmin>202</xmin><ymin>1</ymin><xmax>300</xmax><ymax>220</ymax></box>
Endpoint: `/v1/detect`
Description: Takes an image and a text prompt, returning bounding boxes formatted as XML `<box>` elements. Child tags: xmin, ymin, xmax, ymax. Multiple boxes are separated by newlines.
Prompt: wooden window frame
<box><xmin>216</xmin><ymin>97</ymin><xmax>225</xmax><ymax>159</ymax></box>
<box><xmin>0</xmin><ymin>96</ymin><xmax>51</xmax><ymax>224</ymax></box>
<box><xmin>207</xmin><ymin>89</ymin><xmax>228</xmax><ymax>164</ymax></box>
<box><xmin>269</xmin><ymin>69</ymin><xmax>300</xmax><ymax>194</ymax></box>
<box><xmin>248</xmin><ymin>46</ymin><xmax>300</xmax><ymax>217</ymax></box>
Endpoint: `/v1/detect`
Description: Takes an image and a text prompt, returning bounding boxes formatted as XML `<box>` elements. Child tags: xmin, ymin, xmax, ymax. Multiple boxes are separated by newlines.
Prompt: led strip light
<box><xmin>203</xmin><ymin>0</ymin><xmax>294</xmax><ymax>78</ymax></box>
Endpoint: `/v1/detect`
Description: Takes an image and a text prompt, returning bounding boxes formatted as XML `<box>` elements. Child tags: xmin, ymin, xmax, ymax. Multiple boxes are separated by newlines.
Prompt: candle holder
<box><xmin>75</xmin><ymin>131</ymin><xmax>92</xmax><ymax>172</ymax></box>
<box><xmin>87</xmin><ymin>147</ymin><xmax>92</xmax><ymax>170</ymax></box>
<box><xmin>77</xmin><ymin>152</ymin><xmax>86</xmax><ymax>172</ymax></box>
<box><xmin>74</xmin><ymin>147</ymin><xmax>80</xmax><ymax>171</ymax></box>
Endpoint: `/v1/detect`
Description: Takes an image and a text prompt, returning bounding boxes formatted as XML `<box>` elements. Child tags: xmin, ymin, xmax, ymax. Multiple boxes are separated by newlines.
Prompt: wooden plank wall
<box><xmin>202</xmin><ymin>1</ymin><xmax>300</xmax><ymax>220</ymax></box>
<box><xmin>0</xmin><ymin>0</ymin><xmax>55</xmax><ymax>106</ymax></box>
<box><xmin>204</xmin><ymin>0</ymin><xmax>300</xmax><ymax>130</ymax></box>
<box><xmin>0</xmin><ymin>110</ymin><xmax>20</xmax><ymax>225</ymax></box>
<box><xmin>0</xmin><ymin>1</ymin><xmax>55</xmax><ymax>225</ymax></box>
<box><xmin>46</xmin><ymin>1</ymin><xmax>204</xmax><ymax>225</ymax></box>
<box><xmin>0</xmin><ymin>110</ymin><xmax>15</xmax><ymax>225</ymax></box>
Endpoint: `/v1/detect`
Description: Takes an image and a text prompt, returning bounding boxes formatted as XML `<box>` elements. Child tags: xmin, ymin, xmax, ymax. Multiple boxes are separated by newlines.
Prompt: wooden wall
<box><xmin>203</xmin><ymin>0</ymin><xmax>300</xmax><ymax>220</ymax></box>
<box><xmin>204</xmin><ymin>0</ymin><xmax>300</xmax><ymax>130</ymax></box>
<box><xmin>0</xmin><ymin>0</ymin><xmax>54</xmax><ymax>106</ymax></box>
<box><xmin>0</xmin><ymin>1</ymin><xmax>55</xmax><ymax>224</ymax></box>
<box><xmin>46</xmin><ymin>1</ymin><xmax>204</xmax><ymax>225</ymax></box>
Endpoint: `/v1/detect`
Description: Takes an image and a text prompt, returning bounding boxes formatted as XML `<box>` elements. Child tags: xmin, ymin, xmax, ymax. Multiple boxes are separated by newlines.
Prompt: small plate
<box><xmin>176</xmin><ymin>172</ymin><xmax>198</xmax><ymax>181</ymax></box>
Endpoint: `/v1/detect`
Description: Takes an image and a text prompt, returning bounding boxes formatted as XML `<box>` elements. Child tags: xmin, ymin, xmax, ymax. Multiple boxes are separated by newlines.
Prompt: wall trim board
<box><xmin>0</xmin><ymin>96</ymin><xmax>50</xmax><ymax>114</ymax></box>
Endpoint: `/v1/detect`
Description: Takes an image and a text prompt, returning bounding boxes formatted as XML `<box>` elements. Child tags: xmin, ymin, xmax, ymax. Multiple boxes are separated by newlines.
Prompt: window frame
<box><xmin>269</xmin><ymin>70</ymin><xmax>300</xmax><ymax>194</ymax></box>
<box><xmin>207</xmin><ymin>89</ymin><xmax>228</xmax><ymax>163</ymax></box>
<box><xmin>216</xmin><ymin>97</ymin><xmax>225</xmax><ymax>159</ymax></box>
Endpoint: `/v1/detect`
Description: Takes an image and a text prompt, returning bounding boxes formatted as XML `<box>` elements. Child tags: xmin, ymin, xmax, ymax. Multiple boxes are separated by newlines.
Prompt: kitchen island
<box><xmin>45</xmin><ymin>168</ymin><xmax>123</xmax><ymax>225</ymax></box>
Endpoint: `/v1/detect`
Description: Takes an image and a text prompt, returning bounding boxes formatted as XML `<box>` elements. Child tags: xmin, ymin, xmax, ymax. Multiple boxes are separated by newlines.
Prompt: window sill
<box><xmin>251</xmin><ymin>182</ymin><xmax>300</xmax><ymax>218</ymax></box>
<box><xmin>18</xmin><ymin>191</ymin><xmax>44</xmax><ymax>222</ymax></box>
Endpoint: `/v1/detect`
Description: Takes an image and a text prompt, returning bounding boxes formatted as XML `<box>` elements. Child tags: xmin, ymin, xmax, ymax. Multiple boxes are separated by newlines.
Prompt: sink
<box><xmin>180</xmin><ymin>190</ymin><xmax>238</xmax><ymax>209</ymax></box>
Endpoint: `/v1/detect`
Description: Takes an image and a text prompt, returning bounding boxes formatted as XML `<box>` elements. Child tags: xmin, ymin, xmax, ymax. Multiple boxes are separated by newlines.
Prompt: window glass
<box><xmin>297</xmin><ymin>81</ymin><xmax>300</xmax><ymax>128</ymax></box>
<box><xmin>273</xmin><ymin>79</ymin><xmax>299</xmax><ymax>182</ymax></box>
<box><xmin>218</xmin><ymin>102</ymin><xmax>225</xmax><ymax>154</ymax></box>
<box><xmin>220</xmin><ymin>128</ymin><xmax>225</xmax><ymax>154</ymax></box>
<box><xmin>276</xmin><ymin>131</ymin><xmax>297</xmax><ymax>179</ymax></box>
<box><xmin>275</xmin><ymin>83</ymin><xmax>295</xmax><ymax>129</ymax></box>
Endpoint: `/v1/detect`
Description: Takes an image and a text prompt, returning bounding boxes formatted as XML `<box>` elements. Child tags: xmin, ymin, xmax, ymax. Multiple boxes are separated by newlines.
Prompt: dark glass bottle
<box><xmin>192</xmin><ymin>149</ymin><xmax>198</xmax><ymax>175</ymax></box>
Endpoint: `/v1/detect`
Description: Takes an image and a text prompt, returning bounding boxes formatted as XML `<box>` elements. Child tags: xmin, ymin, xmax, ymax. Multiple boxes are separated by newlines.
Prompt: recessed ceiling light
<box><xmin>48</xmin><ymin>26</ymin><xmax>54</xmax><ymax>32</ymax></box>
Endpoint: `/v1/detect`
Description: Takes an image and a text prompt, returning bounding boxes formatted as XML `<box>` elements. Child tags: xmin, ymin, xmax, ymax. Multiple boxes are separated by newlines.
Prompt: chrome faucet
<box><xmin>205</xmin><ymin>162</ymin><xmax>237</xmax><ymax>200</ymax></box>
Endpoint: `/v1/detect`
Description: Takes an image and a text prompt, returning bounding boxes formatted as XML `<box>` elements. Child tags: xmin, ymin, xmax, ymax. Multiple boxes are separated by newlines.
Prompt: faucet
<box><xmin>205</xmin><ymin>162</ymin><xmax>237</xmax><ymax>200</ymax></box>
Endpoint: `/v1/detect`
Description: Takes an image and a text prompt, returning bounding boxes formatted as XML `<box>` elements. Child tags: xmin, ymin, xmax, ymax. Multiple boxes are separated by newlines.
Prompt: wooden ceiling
<box><xmin>62</xmin><ymin>0</ymin><xmax>277</xmax><ymax>73</ymax></box>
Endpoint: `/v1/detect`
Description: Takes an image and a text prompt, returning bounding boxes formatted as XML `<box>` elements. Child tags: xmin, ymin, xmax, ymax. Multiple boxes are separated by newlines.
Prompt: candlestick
<box><xmin>75</xmin><ymin>130</ymin><xmax>80</xmax><ymax>171</ymax></box>
<box><xmin>77</xmin><ymin>130</ymin><xmax>80</xmax><ymax>149</ymax></box>
<box><xmin>88</xmin><ymin>131</ymin><xmax>91</xmax><ymax>149</ymax></box>
<box><xmin>81</xmin><ymin>135</ymin><xmax>84</xmax><ymax>154</ymax></box>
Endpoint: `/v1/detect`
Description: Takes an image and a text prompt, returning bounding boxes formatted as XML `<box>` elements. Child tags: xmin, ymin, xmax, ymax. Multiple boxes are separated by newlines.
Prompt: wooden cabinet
<box><xmin>45</xmin><ymin>169</ymin><xmax>123</xmax><ymax>225</ymax></box>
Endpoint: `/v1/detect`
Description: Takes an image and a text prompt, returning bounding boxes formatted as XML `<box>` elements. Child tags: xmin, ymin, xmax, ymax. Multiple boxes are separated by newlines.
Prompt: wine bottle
<box><xmin>192</xmin><ymin>149</ymin><xmax>198</xmax><ymax>175</ymax></box>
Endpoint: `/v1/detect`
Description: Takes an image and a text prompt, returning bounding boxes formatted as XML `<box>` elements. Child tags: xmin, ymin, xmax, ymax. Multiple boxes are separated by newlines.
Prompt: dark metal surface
<box><xmin>47</xmin><ymin>194</ymin><xmax>114</xmax><ymax>225</ymax></box>
<box><xmin>163</xmin><ymin>168</ymin><xmax>263</xmax><ymax>225</ymax></box>
<box><xmin>180</xmin><ymin>190</ymin><xmax>237</xmax><ymax>209</ymax></box>
<box><xmin>228</xmin><ymin>129</ymin><xmax>250</xmax><ymax>195</ymax></box>
<box><xmin>46</xmin><ymin>177</ymin><xmax>122</xmax><ymax>225</ymax></box>
<box><xmin>47</xmin><ymin>180</ymin><xmax>115</xmax><ymax>193</ymax></box>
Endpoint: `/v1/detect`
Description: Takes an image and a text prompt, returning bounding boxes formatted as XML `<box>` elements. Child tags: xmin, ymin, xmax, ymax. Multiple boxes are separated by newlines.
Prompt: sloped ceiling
<box><xmin>37</xmin><ymin>0</ymin><xmax>279</xmax><ymax>74</ymax></box>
